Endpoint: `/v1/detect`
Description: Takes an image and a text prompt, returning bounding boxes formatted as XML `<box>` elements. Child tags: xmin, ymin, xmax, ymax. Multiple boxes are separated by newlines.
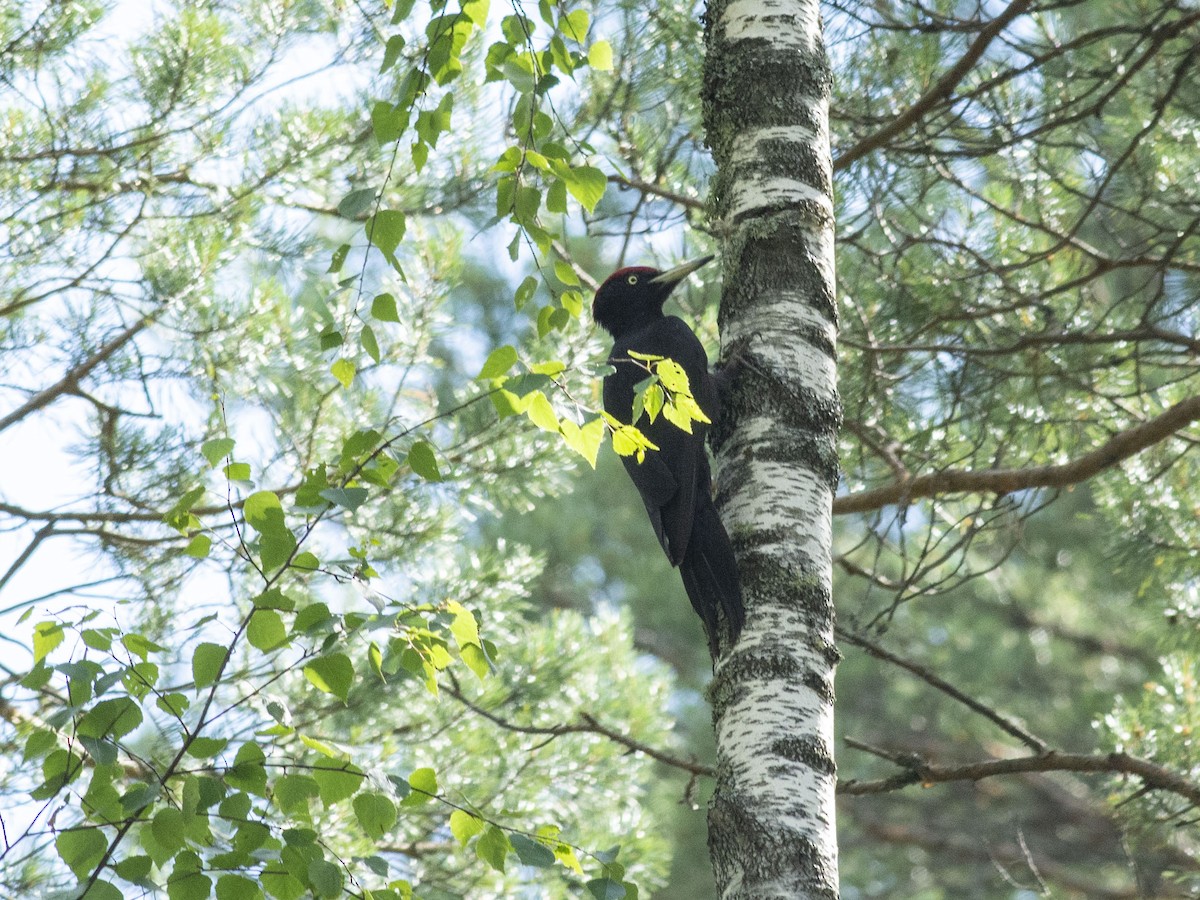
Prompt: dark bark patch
<box><xmin>707</xmin><ymin>794</ymin><xmax>840</xmax><ymax>900</ymax></box>
<box><xmin>771</xmin><ymin>734</ymin><xmax>837</xmax><ymax>776</ymax></box>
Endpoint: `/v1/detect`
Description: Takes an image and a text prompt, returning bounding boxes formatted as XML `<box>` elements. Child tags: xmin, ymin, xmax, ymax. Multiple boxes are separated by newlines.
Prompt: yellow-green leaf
<box><xmin>450</xmin><ymin>809</ymin><xmax>484</xmax><ymax>847</ymax></box>
<box><xmin>331</xmin><ymin>358</ymin><xmax>355</xmax><ymax>388</ymax></box>
<box><xmin>32</xmin><ymin>621</ymin><xmax>64</xmax><ymax>663</ymax></box>
<box><xmin>588</xmin><ymin>40</ymin><xmax>613</xmax><ymax>71</ymax></box>
<box><xmin>525</xmin><ymin>391</ymin><xmax>559</xmax><ymax>432</ymax></box>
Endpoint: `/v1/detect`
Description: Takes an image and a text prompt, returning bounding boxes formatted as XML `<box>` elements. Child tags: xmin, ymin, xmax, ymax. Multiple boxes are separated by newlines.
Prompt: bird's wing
<box><xmin>605</xmin><ymin>317</ymin><xmax>716</xmax><ymax>565</ymax></box>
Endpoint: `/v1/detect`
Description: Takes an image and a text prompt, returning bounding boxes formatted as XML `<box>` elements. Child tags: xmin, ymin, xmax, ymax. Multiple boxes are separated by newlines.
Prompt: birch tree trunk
<box><xmin>703</xmin><ymin>1</ymin><xmax>840</xmax><ymax>897</ymax></box>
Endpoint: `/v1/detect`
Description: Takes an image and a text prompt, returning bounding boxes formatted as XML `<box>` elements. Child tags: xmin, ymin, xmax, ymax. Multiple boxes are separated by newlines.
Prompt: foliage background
<box><xmin>1</xmin><ymin>0</ymin><xmax>1198</xmax><ymax>898</ymax></box>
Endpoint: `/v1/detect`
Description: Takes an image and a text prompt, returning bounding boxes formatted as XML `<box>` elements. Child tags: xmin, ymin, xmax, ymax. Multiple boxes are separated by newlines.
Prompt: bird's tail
<box><xmin>679</xmin><ymin>494</ymin><xmax>744</xmax><ymax>656</ymax></box>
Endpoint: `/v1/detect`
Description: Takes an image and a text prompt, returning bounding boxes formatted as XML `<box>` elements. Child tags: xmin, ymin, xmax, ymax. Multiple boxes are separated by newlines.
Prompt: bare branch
<box><xmin>835</xmin><ymin>0</ymin><xmax>1036</xmax><ymax>171</ymax></box>
<box><xmin>839</xmin><ymin>747</ymin><xmax>1200</xmax><ymax>807</ymax></box>
<box><xmin>838</xmin><ymin>628</ymin><xmax>1047</xmax><ymax>752</ymax></box>
<box><xmin>854</xmin><ymin>819</ymin><xmax>1195</xmax><ymax>899</ymax></box>
<box><xmin>444</xmin><ymin>679</ymin><xmax>714</xmax><ymax>777</ymax></box>
<box><xmin>606</xmin><ymin>173</ymin><xmax>705</xmax><ymax>211</ymax></box>
<box><xmin>834</xmin><ymin>395</ymin><xmax>1200</xmax><ymax>514</ymax></box>
<box><xmin>0</xmin><ymin>313</ymin><xmax>156</xmax><ymax>433</ymax></box>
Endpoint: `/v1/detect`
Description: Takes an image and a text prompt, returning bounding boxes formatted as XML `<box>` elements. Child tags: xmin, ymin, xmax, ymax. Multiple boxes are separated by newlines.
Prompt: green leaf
<box><xmin>450</xmin><ymin>809</ymin><xmax>484</xmax><ymax>847</ymax></box>
<box><xmin>366</xmin><ymin>209</ymin><xmax>406</xmax><ymax>264</ymax></box>
<box><xmin>192</xmin><ymin>642</ymin><xmax>227</xmax><ymax>689</ymax></box>
<box><xmin>157</xmin><ymin>692</ymin><xmax>190</xmax><ymax>717</ymax></box>
<box><xmin>562</xmin><ymin>8</ymin><xmax>589</xmax><ymax>39</ymax></box>
<box><xmin>318</xmin><ymin>487</ymin><xmax>369</xmax><ymax>512</ymax></box>
<box><xmin>247</xmin><ymin>609</ymin><xmax>288</xmax><ymax>652</ymax></box>
<box><xmin>216</xmin><ymin>873</ymin><xmax>264</xmax><ymax>900</ymax></box>
<box><xmin>123</xmin><ymin>632</ymin><xmax>166</xmax><ymax>660</ymax></box>
<box><xmin>327</xmin><ymin>243</ymin><xmax>350</xmax><ymax>274</ymax></box>
<box><xmin>371</xmin><ymin>101</ymin><xmax>406</xmax><ymax>144</ymax></box>
<box><xmin>80</xmin><ymin>879</ymin><xmax>124</xmax><ymax>900</ymax></box>
<box><xmin>201</xmin><ymin>437</ymin><xmax>236</xmax><ymax>467</ymax></box>
<box><xmin>78</xmin><ymin>697</ymin><xmax>143</xmax><ymax>740</ymax></box>
<box><xmin>408</xmin><ymin>766</ymin><xmax>438</xmax><ymax>799</ymax></box>
<box><xmin>303</xmin><ymin>653</ymin><xmax>354</xmax><ymax>702</ymax></box>
<box><xmin>361</xmin><ymin>324</ymin><xmax>380</xmax><ymax>362</ymax></box>
<box><xmin>353</xmin><ymin>792</ymin><xmax>397</xmax><ymax>839</ymax></box>
<box><xmin>447</xmin><ymin>602</ymin><xmax>481</xmax><ymax>649</ymax></box>
<box><xmin>340</xmin><ymin>428</ymin><xmax>381</xmax><ymax>466</ymax></box>
<box><xmin>411</xmin><ymin>140</ymin><xmax>429</xmax><ymax>172</ymax></box>
<box><xmin>184</xmin><ymin>534</ymin><xmax>212</xmax><ymax>559</ymax></box>
<box><xmin>308</xmin><ymin>859</ymin><xmax>342</xmax><ymax>899</ymax></box>
<box><xmin>362</xmin><ymin>855</ymin><xmax>389</xmax><ymax>877</ymax></box>
<box><xmin>586</xmin><ymin>878</ymin><xmax>627</xmax><ymax>900</ymax></box>
<box><xmin>477</xmin><ymin>344</ymin><xmax>518</xmax><ymax>380</ymax></box>
<box><xmin>554</xmin><ymin>260</ymin><xmax>579</xmax><ymax>286</ymax></box>
<box><xmin>547</xmin><ymin>177</ymin><xmax>567</xmax><ymax>213</ymax></box>
<box><xmin>253</xmin><ymin>588</ymin><xmax>296</xmax><ymax>611</ymax></box>
<box><xmin>510</xmin><ymin>833</ymin><xmax>556</xmax><ymax>867</ymax></box>
<box><xmin>164</xmin><ymin>484</ymin><xmax>207</xmax><ymax>533</ymax></box>
<box><xmin>185</xmin><ymin>736</ymin><xmax>229</xmax><ymax>759</ymax></box>
<box><xmin>292</xmin><ymin>551</ymin><xmax>320</xmax><ymax>571</ymax></box>
<box><xmin>463</xmin><ymin>0</ymin><xmax>489</xmax><ymax>26</ymax></box>
<box><xmin>331</xmin><ymin>358</ymin><xmax>355</xmax><ymax>388</ymax></box>
<box><xmin>380</xmin><ymin>34</ymin><xmax>406</xmax><ymax>73</ymax></box>
<box><xmin>152</xmin><ymin>807</ymin><xmax>186</xmax><ymax>855</ymax></box>
<box><xmin>337</xmin><ymin>188</ymin><xmax>376</xmax><ymax>219</ymax></box>
<box><xmin>655</xmin><ymin>358</ymin><xmax>689</xmax><ymax>393</ymax></box>
<box><xmin>371</xmin><ymin>292</ymin><xmax>399</xmax><ymax>322</ymax></box>
<box><xmin>514</xmin><ymin>275</ymin><xmax>538</xmax><ymax>309</ymax></box>
<box><xmin>476</xmin><ymin>825</ymin><xmax>510</xmax><ymax>872</ymax></box>
<box><xmin>260</xmin><ymin>868</ymin><xmax>304</xmax><ymax>900</ymax></box>
<box><xmin>34</xmin><ymin>747</ymin><xmax>84</xmax><ymax>798</ymax></box>
<box><xmin>244</xmin><ymin>491</ymin><xmax>282</xmax><ymax>530</ymax></box>
<box><xmin>561</xmin><ymin>289</ymin><xmax>584</xmax><ymax>317</ymax></box>
<box><xmin>56</xmin><ymin>827</ymin><xmax>107</xmax><ymax>879</ymax></box>
<box><xmin>297</xmin><ymin>733</ymin><xmax>338</xmax><ymax>758</ymax></box>
<box><xmin>32</xmin><ymin>620</ymin><xmax>63</xmax><ymax>663</ymax></box>
<box><xmin>559</xmin><ymin>417</ymin><xmax>604</xmax><ymax>469</ymax></box>
<box><xmin>114</xmin><ymin>854</ymin><xmax>154</xmax><ymax>883</ymax></box>
<box><xmin>274</xmin><ymin>774</ymin><xmax>319</xmax><ymax>815</ymax></box>
<box><xmin>515</xmin><ymin>185</ymin><xmax>541</xmax><ymax>223</ymax></box>
<box><xmin>367</xmin><ymin>641</ymin><xmax>385</xmax><ymax>680</ymax></box>
<box><xmin>407</xmin><ymin>440</ymin><xmax>442</xmax><ymax>481</ymax></box>
<box><xmin>293</xmin><ymin>602</ymin><xmax>332</xmax><ymax>633</ymax></box>
<box><xmin>80</xmin><ymin>628</ymin><xmax>113</xmax><ymax>652</ymax></box>
<box><xmin>312</xmin><ymin>758</ymin><xmax>363</xmax><ymax>805</ymax></box>
<box><xmin>564</xmin><ymin>165</ymin><xmax>607</xmax><ymax>212</ymax></box>
<box><xmin>525</xmin><ymin>391</ymin><xmax>559</xmax><ymax>432</ymax></box>
<box><xmin>461</xmin><ymin>643</ymin><xmax>491</xmax><ymax>680</ymax></box>
<box><xmin>167</xmin><ymin>861</ymin><xmax>212</xmax><ymax>900</ymax></box>
<box><xmin>588</xmin><ymin>40</ymin><xmax>613</xmax><ymax>71</ymax></box>
<box><xmin>642</xmin><ymin>383</ymin><xmax>665</xmax><ymax>423</ymax></box>
<box><xmin>227</xmin><ymin>742</ymin><xmax>268</xmax><ymax>796</ymax></box>
<box><xmin>23</xmin><ymin>728</ymin><xmax>56</xmax><ymax>760</ymax></box>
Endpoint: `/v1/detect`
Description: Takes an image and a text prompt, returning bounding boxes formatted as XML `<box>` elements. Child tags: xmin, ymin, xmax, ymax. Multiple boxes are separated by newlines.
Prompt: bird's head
<box><xmin>592</xmin><ymin>255</ymin><xmax>714</xmax><ymax>337</ymax></box>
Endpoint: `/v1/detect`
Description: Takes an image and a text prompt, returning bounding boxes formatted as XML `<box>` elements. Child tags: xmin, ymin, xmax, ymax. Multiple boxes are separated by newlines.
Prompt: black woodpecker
<box><xmin>592</xmin><ymin>255</ymin><xmax>744</xmax><ymax>655</ymax></box>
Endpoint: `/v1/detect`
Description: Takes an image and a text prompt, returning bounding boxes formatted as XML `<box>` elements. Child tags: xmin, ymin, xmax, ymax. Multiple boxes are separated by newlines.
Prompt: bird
<box><xmin>592</xmin><ymin>255</ymin><xmax>744</xmax><ymax>655</ymax></box>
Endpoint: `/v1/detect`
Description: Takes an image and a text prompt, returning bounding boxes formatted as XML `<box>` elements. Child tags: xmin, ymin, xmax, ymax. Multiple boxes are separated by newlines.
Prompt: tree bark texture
<box><xmin>703</xmin><ymin>1</ymin><xmax>840</xmax><ymax>898</ymax></box>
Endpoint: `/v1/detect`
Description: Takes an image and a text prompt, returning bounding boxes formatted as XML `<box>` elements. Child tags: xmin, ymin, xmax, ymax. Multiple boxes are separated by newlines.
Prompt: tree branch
<box><xmin>834</xmin><ymin>0</ymin><xmax>1036</xmax><ymax>171</ymax></box>
<box><xmin>839</xmin><ymin>746</ymin><xmax>1200</xmax><ymax>807</ymax></box>
<box><xmin>0</xmin><ymin>313</ymin><xmax>155</xmax><ymax>433</ymax></box>
<box><xmin>606</xmin><ymin>173</ymin><xmax>705</xmax><ymax>211</ymax></box>
<box><xmin>854</xmin><ymin>819</ymin><xmax>1195</xmax><ymax>899</ymax></box>
<box><xmin>838</xmin><ymin>628</ymin><xmax>1047</xmax><ymax>752</ymax></box>
<box><xmin>443</xmin><ymin>679</ymin><xmax>714</xmax><ymax>777</ymax></box>
<box><xmin>834</xmin><ymin>395</ymin><xmax>1200</xmax><ymax>514</ymax></box>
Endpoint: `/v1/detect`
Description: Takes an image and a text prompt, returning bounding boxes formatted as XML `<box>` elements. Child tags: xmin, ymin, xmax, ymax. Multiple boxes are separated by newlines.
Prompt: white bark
<box><xmin>704</xmin><ymin>0</ymin><xmax>840</xmax><ymax>897</ymax></box>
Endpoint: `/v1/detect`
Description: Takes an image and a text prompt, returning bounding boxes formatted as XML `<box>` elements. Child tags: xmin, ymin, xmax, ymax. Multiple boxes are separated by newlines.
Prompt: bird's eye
<box><xmin>627</xmin><ymin>275</ymin><xmax>638</xmax><ymax>285</ymax></box>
